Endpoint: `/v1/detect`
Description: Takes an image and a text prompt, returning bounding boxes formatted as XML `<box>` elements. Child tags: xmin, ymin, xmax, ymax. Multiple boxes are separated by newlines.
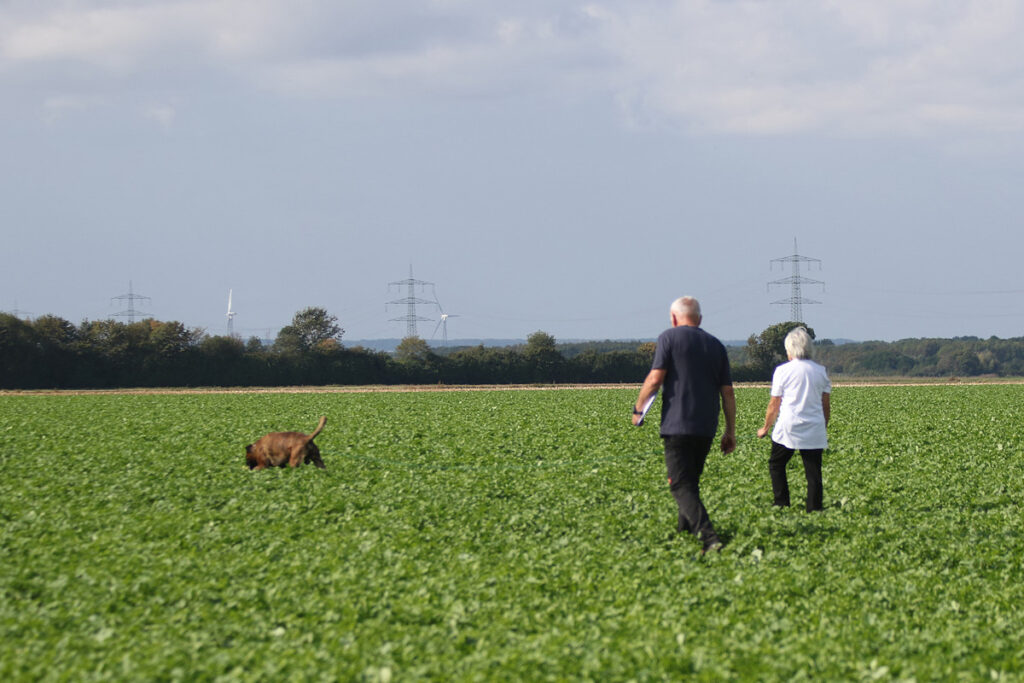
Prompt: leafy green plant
<box><xmin>1</xmin><ymin>387</ymin><xmax>1022</xmax><ymax>680</ymax></box>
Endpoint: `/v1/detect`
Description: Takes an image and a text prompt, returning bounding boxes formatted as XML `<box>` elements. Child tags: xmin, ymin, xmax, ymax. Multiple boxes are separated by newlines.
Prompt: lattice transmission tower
<box><xmin>111</xmin><ymin>281</ymin><xmax>151</xmax><ymax>323</ymax></box>
<box><xmin>768</xmin><ymin>239</ymin><xmax>824</xmax><ymax>323</ymax></box>
<box><xmin>6</xmin><ymin>301</ymin><xmax>32</xmax><ymax>320</ymax></box>
<box><xmin>386</xmin><ymin>265</ymin><xmax>438</xmax><ymax>338</ymax></box>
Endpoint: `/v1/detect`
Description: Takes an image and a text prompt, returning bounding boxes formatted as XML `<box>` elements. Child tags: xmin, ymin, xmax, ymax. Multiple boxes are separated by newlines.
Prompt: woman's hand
<box><xmin>759</xmin><ymin>396</ymin><xmax>781</xmax><ymax>440</ymax></box>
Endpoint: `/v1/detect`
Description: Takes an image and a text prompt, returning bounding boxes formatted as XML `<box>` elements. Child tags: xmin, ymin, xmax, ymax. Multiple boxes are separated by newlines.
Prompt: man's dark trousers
<box><xmin>664</xmin><ymin>435</ymin><xmax>721</xmax><ymax>547</ymax></box>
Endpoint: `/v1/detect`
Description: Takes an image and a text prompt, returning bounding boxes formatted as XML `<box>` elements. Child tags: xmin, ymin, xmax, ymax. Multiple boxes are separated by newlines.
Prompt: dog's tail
<box><xmin>308</xmin><ymin>416</ymin><xmax>327</xmax><ymax>440</ymax></box>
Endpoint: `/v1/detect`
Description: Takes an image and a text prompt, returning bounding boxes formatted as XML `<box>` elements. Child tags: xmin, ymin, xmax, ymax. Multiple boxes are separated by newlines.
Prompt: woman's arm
<box><xmin>757</xmin><ymin>396</ymin><xmax>782</xmax><ymax>439</ymax></box>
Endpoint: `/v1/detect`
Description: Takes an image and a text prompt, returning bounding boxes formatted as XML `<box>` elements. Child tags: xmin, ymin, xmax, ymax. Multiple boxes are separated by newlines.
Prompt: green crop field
<box><xmin>2</xmin><ymin>385</ymin><xmax>1023</xmax><ymax>681</ymax></box>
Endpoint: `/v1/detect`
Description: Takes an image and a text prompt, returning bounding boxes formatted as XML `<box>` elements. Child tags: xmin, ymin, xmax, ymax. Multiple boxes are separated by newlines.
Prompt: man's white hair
<box><xmin>670</xmin><ymin>296</ymin><xmax>701</xmax><ymax>321</ymax></box>
<box><xmin>784</xmin><ymin>326</ymin><xmax>814</xmax><ymax>360</ymax></box>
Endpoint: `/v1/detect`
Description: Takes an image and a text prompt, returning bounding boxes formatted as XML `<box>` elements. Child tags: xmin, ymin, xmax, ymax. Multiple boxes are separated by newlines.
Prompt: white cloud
<box><xmin>143</xmin><ymin>102</ymin><xmax>177</xmax><ymax>129</ymax></box>
<box><xmin>592</xmin><ymin>0</ymin><xmax>1024</xmax><ymax>136</ymax></box>
<box><xmin>42</xmin><ymin>93</ymin><xmax>105</xmax><ymax>122</ymax></box>
<box><xmin>4</xmin><ymin>0</ymin><xmax>1024</xmax><ymax>136</ymax></box>
<box><xmin>3</xmin><ymin>4</ymin><xmax>171</xmax><ymax>69</ymax></box>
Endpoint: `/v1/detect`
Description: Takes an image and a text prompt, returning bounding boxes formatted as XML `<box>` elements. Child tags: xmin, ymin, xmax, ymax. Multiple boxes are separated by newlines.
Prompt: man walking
<box><xmin>633</xmin><ymin>296</ymin><xmax>736</xmax><ymax>554</ymax></box>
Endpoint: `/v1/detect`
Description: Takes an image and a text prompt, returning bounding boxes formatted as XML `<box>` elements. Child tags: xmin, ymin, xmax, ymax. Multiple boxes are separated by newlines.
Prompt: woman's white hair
<box><xmin>784</xmin><ymin>326</ymin><xmax>814</xmax><ymax>360</ymax></box>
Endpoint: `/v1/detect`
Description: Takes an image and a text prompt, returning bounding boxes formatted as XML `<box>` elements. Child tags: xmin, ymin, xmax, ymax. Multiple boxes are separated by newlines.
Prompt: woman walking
<box><xmin>756</xmin><ymin>327</ymin><xmax>831</xmax><ymax>511</ymax></box>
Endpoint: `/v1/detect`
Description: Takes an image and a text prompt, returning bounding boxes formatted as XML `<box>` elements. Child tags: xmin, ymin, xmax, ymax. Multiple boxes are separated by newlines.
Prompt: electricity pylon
<box><xmin>111</xmin><ymin>281</ymin><xmax>151</xmax><ymax>323</ymax></box>
<box><xmin>386</xmin><ymin>265</ymin><xmax>438</xmax><ymax>338</ymax></box>
<box><xmin>768</xmin><ymin>238</ymin><xmax>823</xmax><ymax>323</ymax></box>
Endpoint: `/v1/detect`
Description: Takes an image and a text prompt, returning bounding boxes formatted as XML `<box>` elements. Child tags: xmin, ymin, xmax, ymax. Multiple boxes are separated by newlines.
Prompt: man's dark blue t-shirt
<box><xmin>651</xmin><ymin>325</ymin><xmax>732</xmax><ymax>438</ymax></box>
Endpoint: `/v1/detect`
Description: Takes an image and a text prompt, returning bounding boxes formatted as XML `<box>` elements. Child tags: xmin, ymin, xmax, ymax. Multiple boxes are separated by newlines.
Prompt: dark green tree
<box><xmin>746</xmin><ymin>321</ymin><xmax>816</xmax><ymax>372</ymax></box>
<box><xmin>148</xmin><ymin>320</ymin><xmax>201</xmax><ymax>357</ymax></box>
<box><xmin>29</xmin><ymin>315</ymin><xmax>79</xmax><ymax>387</ymax></box>
<box><xmin>0</xmin><ymin>313</ymin><xmax>39</xmax><ymax>388</ymax></box>
<box><xmin>274</xmin><ymin>307</ymin><xmax>344</xmax><ymax>354</ymax></box>
<box><xmin>524</xmin><ymin>330</ymin><xmax>564</xmax><ymax>382</ymax></box>
<box><xmin>392</xmin><ymin>336</ymin><xmax>441</xmax><ymax>382</ymax></box>
<box><xmin>33</xmin><ymin>315</ymin><xmax>78</xmax><ymax>347</ymax></box>
<box><xmin>198</xmin><ymin>335</ymin><xmax>249</xmax><ymax>385</ymax></box>
<box><xmin>525</xmin><ymin>330</ymin><xmax>557</xmax><ymax>355</ymax></box>
<box><xmin>447</xmin><ymin>344</ymin><xmax>527</xmax><ymax>383</ymax></box>
<box><xmin>394</xmin><ymin>336</ymin><xmax>433</xmax><ymax>365</ymax></box>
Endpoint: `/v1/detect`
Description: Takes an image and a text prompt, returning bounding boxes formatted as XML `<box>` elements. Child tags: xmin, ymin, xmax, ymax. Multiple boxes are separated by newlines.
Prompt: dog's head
<box><xmin>245</xmin><ymin>444</ymin><xmax>259</xmax><ymax>470</ymax></box>
<box><xmin>304</xmin><ymin>441</ymin><xmax>324</xmax><ymax>468</ymax></box>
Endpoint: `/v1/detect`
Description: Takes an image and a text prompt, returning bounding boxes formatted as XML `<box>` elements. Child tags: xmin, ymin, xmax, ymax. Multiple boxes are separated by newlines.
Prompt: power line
<box><xmin>768</xmin><ymin>238</ymin><xmax>823</xmax><ymax>323</ymax></box>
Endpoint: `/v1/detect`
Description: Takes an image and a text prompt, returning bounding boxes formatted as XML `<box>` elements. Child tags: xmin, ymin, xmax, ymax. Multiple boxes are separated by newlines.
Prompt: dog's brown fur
<box><xmin>245</xmin><ymin>416</ymin><xmax>327</xmax><ymax>470</ymax></box>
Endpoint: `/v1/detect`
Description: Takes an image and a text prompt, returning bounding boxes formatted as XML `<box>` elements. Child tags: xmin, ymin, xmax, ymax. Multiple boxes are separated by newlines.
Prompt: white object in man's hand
<box><xmin>633</xmin><ymin>393</ymin><xmax>657</xmax><ymax>426</ymax></box>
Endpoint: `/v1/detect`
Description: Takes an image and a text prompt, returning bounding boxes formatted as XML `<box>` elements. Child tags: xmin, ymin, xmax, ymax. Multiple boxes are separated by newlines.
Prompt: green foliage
<box><xmin>394</xmin><ymin>336</ymin><xmax>433</xmax><ymax>364</ymax></box>
<box><xmin>816</xmin><ymin>337</ymin><xmax>1024</xmax><ymax>377</ymax></box>
<box><xmin>525</xmin><ymin>330</ymin><xmax>557</xmax><ymax>354</ymax></box>
<box><xmin>2</xmin><ymin>387</ymin><xmax>1024</xmax><ymax>679</ymax></box>
<box><xmin>523</xmin><ymin>330</ymin><xmax>565</xmax><ymax>382</ymax></box>
<box><xmin>13</xmin><ymin>307</ymin><xmax>1024</xmax><ymax>389</ymax></box>
<box><xmin>745</xmin><ymin>321</ymin><xmax>816</xmax><ymax>373</ymax></box>
<box><xmin>274</xmin><ymin>307</ymin><xmax>345</xmax><ymax>355</ymax></box>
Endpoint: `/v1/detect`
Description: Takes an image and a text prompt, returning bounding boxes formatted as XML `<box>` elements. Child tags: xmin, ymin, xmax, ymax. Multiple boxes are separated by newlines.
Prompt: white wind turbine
<box><xmin>431</xmin><ymin>297</ymin><xmax>460</xmax><ymax>346</ymax></box>
<box><xmin>226</xmin><ymin>289</ymin><xmax>236</xmax><ymax>336</ymax></box>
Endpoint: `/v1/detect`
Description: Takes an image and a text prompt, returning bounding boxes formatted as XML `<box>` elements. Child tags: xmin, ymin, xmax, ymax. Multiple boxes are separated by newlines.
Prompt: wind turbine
<box><xmin>431</xmin><ymin>297</ymin><xmax>460</xmax><ymax>346</ymax></box>
<box><xmin>226</xmin><ymin>289</ymin><xmax>236</xmax><ymax>336</ymax></box>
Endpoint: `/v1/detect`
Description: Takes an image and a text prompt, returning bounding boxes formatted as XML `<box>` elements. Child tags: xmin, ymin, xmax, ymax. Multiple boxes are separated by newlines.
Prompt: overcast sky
<box><xmin>4</xmin><ymin>1</ymin><xmax>1024</xmax><ymax>344</ymax></box>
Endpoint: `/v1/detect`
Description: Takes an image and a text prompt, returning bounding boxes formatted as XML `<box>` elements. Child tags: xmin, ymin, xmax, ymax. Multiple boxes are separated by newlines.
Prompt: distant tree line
<box><xmin>0</xmin><ymin>310</ymin><xmax>654</xmax><ymax>389</ymax></box>
<box><xmin>730</xmin><ymin>321</ymin><xmax>1024</xmax><ymax>380</ymax></box>
<box><xmin>4</xmin><ymin>311</ymin><xmax>1024</xmax><ymax>390</ymax></box>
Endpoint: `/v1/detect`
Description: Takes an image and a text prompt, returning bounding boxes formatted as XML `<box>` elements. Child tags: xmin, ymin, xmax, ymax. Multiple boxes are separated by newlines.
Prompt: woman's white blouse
<box><xmin>770</xmin><ymin>359</ymin><xmax>832</xmax><ymax>450</ymax></box>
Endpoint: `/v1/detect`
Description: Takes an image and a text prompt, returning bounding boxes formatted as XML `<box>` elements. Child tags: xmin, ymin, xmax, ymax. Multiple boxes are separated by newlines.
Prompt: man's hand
<box><xmin>633</xmin><ymin>369</ymin><xmax>665</xmax><ymax>427</ymax></box>
<box><xmin>719</xmin><ymin>385</ymin><xmax>737</xmax><ymax>454</ymax></box>
<box><xmin>720</xmin><ymin>431</ymin><xmax>736</xmax><ymax>454</ymax></box>
<box><xmin>756</xmin><ymin>427</ymin><xmax>769</xmax><ymax>439</ymax></box>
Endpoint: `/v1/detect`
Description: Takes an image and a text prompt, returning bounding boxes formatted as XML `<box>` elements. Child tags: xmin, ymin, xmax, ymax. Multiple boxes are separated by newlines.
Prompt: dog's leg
<box><xmin>288</xmin><ymin>445</ymin><xmax>306</xmax><ymax>467</ymax></box>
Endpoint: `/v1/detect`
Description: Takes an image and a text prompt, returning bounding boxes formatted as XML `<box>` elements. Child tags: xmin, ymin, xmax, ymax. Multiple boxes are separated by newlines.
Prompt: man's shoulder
<box><xmin>662</xmin><ymin>325</ymin><xmax>721</xmax><ymax>340</ymax></box>
<box><xmin>659</xmin><ymin>326</ymin><xmax>727</xmax><ymax>359</ymax></box>
<box><xmin>682</xmin><ymin>326</ymin><xmax>726</xmax><ymax>348</ymax></box>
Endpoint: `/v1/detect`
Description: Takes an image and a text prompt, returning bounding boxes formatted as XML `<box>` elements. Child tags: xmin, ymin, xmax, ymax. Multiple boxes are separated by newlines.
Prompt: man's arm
<box><xmin>822</xmin><ymin>392</ymin><xmax>831</xmax><ymax>427</ymax></box>
<box><xmin>719</xmin><ymin>385</ymin><xmax>736</xmax><ymax>454</ymax></box>
<box><xmin>632</xmin><ymin>368</ymin><xmax>666</xmax><ymax>426</ymax></box>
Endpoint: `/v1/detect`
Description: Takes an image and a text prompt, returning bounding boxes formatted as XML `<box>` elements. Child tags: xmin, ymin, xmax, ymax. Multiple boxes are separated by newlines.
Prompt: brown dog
<box><xmin>245</xmin><ymin>416</ymin><xmax>327</xmax><ymax>470</ymax></box>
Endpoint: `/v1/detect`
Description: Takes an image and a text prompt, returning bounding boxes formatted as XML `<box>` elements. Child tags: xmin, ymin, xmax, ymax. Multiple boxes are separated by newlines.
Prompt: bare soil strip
<box><xmin>1</xmin><ymin>384</ymin><xmax>640</xmax><ymax>397</ymax></box>
<box><xmin>3</xmin><ymin>377</ymin><xmax>1024</xmax><ymax>397</ymax></box>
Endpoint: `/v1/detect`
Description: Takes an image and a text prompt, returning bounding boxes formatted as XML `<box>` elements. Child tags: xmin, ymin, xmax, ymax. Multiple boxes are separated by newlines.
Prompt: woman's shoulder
<box><xmin>788</xmin><ymin>358</ymin><xmax>829</xmax><ymax>375</ymax></box>
<box><xmin>806</xmin><ymin>359</ymin><xmax>831</xmax><ymax>384</ymax></box>
<box><xmin>800</xmin><ymin>358</ymin><xmax>828</xmax><ymax>372</ymax></box>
